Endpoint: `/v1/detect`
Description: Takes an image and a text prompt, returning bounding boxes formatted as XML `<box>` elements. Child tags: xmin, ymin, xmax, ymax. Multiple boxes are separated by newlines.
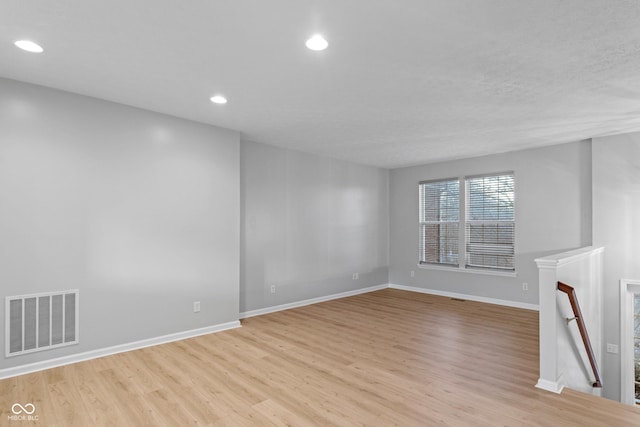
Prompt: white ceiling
<box><xmin>2</xmin><ymin>1</ymin><xmax>640</xmax><ymax>168</ymax></box>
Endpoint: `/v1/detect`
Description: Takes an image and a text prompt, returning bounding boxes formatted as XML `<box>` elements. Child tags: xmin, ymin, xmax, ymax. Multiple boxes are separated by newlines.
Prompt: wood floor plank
<box><xmin>2</xmin><ymin>288</ymin><xmax>640</xmax><ymax>426</ymax></box>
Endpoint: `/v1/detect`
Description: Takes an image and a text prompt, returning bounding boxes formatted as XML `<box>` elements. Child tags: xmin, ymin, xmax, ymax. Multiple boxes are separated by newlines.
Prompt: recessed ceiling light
<box><xmin>14</xmin><ymin>40</ymin><xmax>44</xmax><ymax>53</ymax></box>
<box><xmin>306</xmin><ymin>34</ymin><xmax>328</xmax><ymax>51</ymax></box>
<box><xmin>210</xmin><ymin>95</ymin><xmax>227</xmax><ymax>104</ymax></box>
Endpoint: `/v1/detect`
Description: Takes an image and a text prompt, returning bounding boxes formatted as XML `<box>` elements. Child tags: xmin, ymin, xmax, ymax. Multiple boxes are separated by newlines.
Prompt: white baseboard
<box><xmin>535</xmin><ymin>377</ymin><xmax>565</xmax><ymax>394</ymax></box>
<box><xmin>2</xmin><ymin>283</ymin><xmax>537</xmax><ymax>379</ymax></box>
<box><xmin>0</xmin><ymin>320</ymin><xmax>241</xmax><ymax>380</ymax></box>
<box><xmin>240</xmin><ymin>284</ymin><xmax>389</xmax><ymax>319</ymax></box>
<box><xmin>388</xmin><ymin>284</ymin><xmax>539</xmax><ymax>311</ymax></box>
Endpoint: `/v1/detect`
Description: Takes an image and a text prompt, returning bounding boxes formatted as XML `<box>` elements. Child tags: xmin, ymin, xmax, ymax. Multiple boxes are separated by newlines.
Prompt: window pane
<box><xmin>467</xmin><ymin>175</ymin><xmax>514</xmax><ymax>221</ymax></box>
<box><xmin>465</xmin><ymin>174</ymin><xmax>515</xmax><ymax>271</ymax></box>
<box><xmin>419</xmin><ymin>179</ymin><xmax>459</xmax><ymax>265</ymax></box>
<box><xmin>419</xmin><ymin>223</ymin><xmax>458</xmax><ymax>265</ymax></box>
<box><xmin>420</xmin><ymin>180</ymin><xmax>459</xmax><ymax>222</ymax></box>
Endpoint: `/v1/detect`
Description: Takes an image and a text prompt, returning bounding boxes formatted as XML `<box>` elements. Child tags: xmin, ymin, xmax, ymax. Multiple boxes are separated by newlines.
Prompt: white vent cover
<box><xmin>5</xmin><ymin>290</ymin><xmax>79</xmax><ymax>357</ymax></box>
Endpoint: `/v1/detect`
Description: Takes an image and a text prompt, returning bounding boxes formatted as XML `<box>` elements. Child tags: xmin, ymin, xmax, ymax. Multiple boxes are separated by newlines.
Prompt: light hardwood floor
<box><xmin>2</xmin><ymin>289</ymin><xmax>639</xmax><ymax>426</ymax></box>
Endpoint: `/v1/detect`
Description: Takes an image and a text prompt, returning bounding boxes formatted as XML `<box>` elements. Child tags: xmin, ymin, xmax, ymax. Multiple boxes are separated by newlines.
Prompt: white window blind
<box><xmin>465</xmin><ymin>174</ymin><xmax>515</xmax><ymax>271</ymax></box>
<box><xmin>419</xmin><ymin>179</ymin><xmax>459</xmax><ymax>265</ymax></box>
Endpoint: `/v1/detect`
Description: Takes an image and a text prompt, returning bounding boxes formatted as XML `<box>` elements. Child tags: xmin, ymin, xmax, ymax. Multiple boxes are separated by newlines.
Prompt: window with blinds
<box><xmin>417</xmin><ymin>172</ymin><xmax>516</xmax><ymax>273</ymax></box>
<box><xmin>419</xmin><ymin>179</ymin><xmax>459</xmax><ymax>266</ymax></box>
<box><xmin>465</xmin><ymin>174</ymin><xmax>515</xmax><ymax>271</ymax></box>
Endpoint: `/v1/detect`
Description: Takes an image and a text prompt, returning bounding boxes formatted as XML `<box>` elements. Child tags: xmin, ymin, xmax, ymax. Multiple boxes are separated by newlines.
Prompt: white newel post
<box><xmin>535</xmin><ymin>257</ymin><xmax>564</xmax><ymax>393</ymax></box>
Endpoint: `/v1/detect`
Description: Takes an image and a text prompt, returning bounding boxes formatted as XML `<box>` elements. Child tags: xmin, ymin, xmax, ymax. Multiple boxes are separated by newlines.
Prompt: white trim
<box><xmin>389</xmin><ymin>284</ymin><xmax>539</xmax><ymax>311</ymax></box>
<box><xmin>620</xmin><ymin>279</ymin><xmax>640</xmax><ymax>405</ymax></box>
<box><xmin>240</xmin><ymin>284</ymin><xmax>389</xmax><ymax>319</ymax></box>
<box><xmin>417</xmin><ymin>263</ymin><xmax>517</xmax><ymax>277</ymax></box>
<box><xmin>535</xmin><ymin>377</ymin><xmax>565</xmax><ymax>394</ymax></box>
<box><xmin>0</xmin><ymin>320</ymin><xmax>241</xmax><ymax>380</ymax></box>
<box><xmin>465</xmin><ymin>170</ymin><xmax>515</xmax><ymax>180</ymax></box>
<box><xmin>535</xmin><ymin>246</ymin><xmax>604</xmax><ymax>270</ymax></box>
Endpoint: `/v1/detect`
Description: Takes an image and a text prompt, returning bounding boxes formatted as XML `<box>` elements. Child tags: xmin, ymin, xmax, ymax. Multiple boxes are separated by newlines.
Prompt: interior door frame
<box><xmin>620</xmin><ymin>279</ymin><xmax>640</xmax><ymax>405</ymax></box>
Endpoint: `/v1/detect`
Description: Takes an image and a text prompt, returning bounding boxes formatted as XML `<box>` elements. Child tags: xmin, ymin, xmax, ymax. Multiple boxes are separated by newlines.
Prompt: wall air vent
<box><xmin>5</xmin><ymin>290</ymin><xmax>79</xmax><ymax>357</ymax></box>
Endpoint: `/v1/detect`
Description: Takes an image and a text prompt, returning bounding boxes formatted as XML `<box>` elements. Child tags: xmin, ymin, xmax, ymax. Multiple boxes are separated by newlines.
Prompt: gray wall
<box><xmin>593</xmin><ymin>133</ymin><xmax>640</xmax><ymax>401</ymax></box>
<box><xmin>389</xmin><ymin>141</ymin><xmax>592</xmax><ymax>305</ymax></box>
<box><xmin>240</xmin><ymin>140</ymin><xmax>388</xmax><ymax>313</ymax></box>
<box><xmin>2</xmin><ymin>75</ymin><xmax>617</xmax><ymax>395</ymax></box>
<box><xmin>0</xmin><ymin>78</ymin><xmax>240</xmax><ymax>369</ymax></box>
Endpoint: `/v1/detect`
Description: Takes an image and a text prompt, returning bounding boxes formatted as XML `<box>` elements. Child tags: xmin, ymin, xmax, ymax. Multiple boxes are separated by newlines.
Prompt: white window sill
<box><xmin>417</xmin><ymin>263</ymin><xmax>517</xmax><ymax>278</ymax></box>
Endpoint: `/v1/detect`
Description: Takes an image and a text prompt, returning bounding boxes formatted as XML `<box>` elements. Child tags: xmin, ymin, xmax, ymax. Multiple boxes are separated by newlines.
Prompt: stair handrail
<box><xmin>557</xmin><ymin>281</ymin><xmax>602</xmax><ymax>388</ymax></box>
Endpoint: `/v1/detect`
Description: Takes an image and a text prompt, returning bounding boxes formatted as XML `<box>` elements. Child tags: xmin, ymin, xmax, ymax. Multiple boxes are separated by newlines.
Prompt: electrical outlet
<box><xmin>410</xmin><ymin>270</ymin><xmax>415</xmax><ymax>278</ymax></box>
<box><xmin>193</xmin><ymin>301</ymin><xmax>201</xmax><ymax>313</ymax></box>
<box><xmin>352</xmin><ymin>273</ymin><xmax>359</xmax><ymax>280</ymax></box>
<box><xmin>270</xmin><ymin>285</ymin><xmax>276</xmax><ymax>294</ymax></box>
<box><xmin>522</xmin><ymin>282</ymin><xmax>528</xmax><ymax>291</ymax></box>
<box><xmin>606</xmin><ymin>343</ymin><xmax>618</xmax><ymax>354</ymax></box>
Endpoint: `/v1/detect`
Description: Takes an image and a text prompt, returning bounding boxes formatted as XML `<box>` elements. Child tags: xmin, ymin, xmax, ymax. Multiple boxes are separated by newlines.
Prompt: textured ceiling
<box><xmin>2</xmin><ymin>1</ymin><xmax>640</xmax><ymax>168</ymax></box>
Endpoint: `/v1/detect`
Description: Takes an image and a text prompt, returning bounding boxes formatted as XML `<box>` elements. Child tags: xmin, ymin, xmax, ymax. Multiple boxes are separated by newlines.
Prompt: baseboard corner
<box><xmin>535</xmin><ymin>378</ymin><xmax>565</xmax><ymax>394</ymax></box>
<box><xmin>240</xmin><ymin>283</ymin><xmax>389</xmax><ymax>319</ymax></box>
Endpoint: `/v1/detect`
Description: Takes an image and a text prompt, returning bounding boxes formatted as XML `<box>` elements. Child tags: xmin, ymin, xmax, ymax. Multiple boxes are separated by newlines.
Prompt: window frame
<box><xmin>418</xmin><ymin>178</ymin><xmax>460</xmax><ymax>267</ymax></box>
<box><xmin>464</xmin><ymin>172</ymin><xmax>516</xmax><ymax>272</ymax></box>
<box><xmin>417</xmin><ymin>172</ymin><xmax>516</xmax><ymax>276</ymax></box>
